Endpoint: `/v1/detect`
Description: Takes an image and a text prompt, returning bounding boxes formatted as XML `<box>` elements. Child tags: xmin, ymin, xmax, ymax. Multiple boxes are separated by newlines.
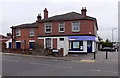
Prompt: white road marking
<box><xmin>80</xmin><ymin>60</ymin><xmax>95</xmax><ymax>63</ymax></box>
<box><xmin>91</xmin><ymin>69</ymin><xmax>118</xmax><ymax>74</ymax></box>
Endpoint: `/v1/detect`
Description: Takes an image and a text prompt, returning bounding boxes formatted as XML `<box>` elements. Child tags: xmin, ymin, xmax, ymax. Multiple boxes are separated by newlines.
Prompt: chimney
<box><xmin>81</xmin><ymin>7</ymin><xmax>87</xmax><ymax>16</ymax></box>
<box><xmin>44</xmin><ymin>8</ymin><xmax>48</xmax><ymax>19</ymax></box>
<box><xmin>37</xmin><ymin>13</ymin><xmax>42</xmax><ymax>21</ymax></box>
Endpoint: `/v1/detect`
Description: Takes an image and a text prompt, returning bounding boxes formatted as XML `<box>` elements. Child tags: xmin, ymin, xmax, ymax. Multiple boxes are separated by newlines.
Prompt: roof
<box><xmin>39</xmin><ymin>12</ymin><xmax>96</xmax><ymax>22</ymax></box>
<box><xmin>11</xmin><ymin>22</ymin><xmax>38</xmax><ymax>28</ymax></box>
<box><xmin>39</xmin><ymin>12</ymin><xmax>98</xmax><ymax>30</ymax></box>
<box><xmin>11</xmin><ymin>12</ymin><xmax>98</xmax><ymax>30</ymax></box>
<box><xmin>0</xmin><ymin>35</ymin><xmax>7</xmax><ymax>38</ymax></box>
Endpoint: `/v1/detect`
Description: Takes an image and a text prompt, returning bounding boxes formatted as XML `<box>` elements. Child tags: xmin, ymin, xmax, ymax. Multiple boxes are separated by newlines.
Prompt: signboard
<box><xmin>68</xmin><ymin>36</ymin><xmax>96</xmax><ymax>41</ymax></box>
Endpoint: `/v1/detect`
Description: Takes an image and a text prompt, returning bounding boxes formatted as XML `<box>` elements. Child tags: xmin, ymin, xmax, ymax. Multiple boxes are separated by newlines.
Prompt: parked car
<box><xmin>100</xmin><ymin>47</ymin><xmax>116</xmax><ymax>52</ymax></box>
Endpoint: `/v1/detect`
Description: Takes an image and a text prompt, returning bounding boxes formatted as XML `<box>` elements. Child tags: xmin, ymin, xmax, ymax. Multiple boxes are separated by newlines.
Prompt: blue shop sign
<box><xmin>68</xmin><ymin>36</ymin><xmax>96</xmax><ymax>41</ymax></box>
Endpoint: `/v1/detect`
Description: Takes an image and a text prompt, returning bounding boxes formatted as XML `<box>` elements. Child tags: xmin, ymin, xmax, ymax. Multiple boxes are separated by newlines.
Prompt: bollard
<box><xmin>106</xmin><ymin>51</ymin><xmax>108</xmax><ymax>59</ymax></box>
<box><xmin>94</xmin><ymin>52</ymin><xmax>96</xmax><ymax>59</ymax></box>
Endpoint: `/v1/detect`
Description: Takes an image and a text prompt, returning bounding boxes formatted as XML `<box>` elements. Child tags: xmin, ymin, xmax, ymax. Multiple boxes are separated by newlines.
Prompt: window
<box><xmin>45</xmin><ymin>23</ymin><xmax>52</xmax><ymax>33</ymax></box>
<box><xmin>69</xmin><ymin>41</ymin><xmax>83</xmax><ymax>51</ymax></box>
<box><xmin>59</xmin><ymin>22</ymin><xmax>64</xmax><ymax>32</ymax></box>
<box><xmin>45</xmin><ymin>38</ymin><xmax>51</xmax><ymax>49</ymax></box>
<box><xmin>30</xmin><ymin>29</ymin><xmax>35</xmax><ymax>37</ymax></box>
<box><xmin>72</xmin><ymin>21</ymin><xmax>80</xmax><ymax>32</ymax></box>
<box><xmin>16</xmin><ymin>29</ymin><xmax>21</xmax><ymax>36</ymax></box>
<box><xmin>59</xmin><ymin>38</ymin><xmax>64</xmax><ymax>41</ymax></box>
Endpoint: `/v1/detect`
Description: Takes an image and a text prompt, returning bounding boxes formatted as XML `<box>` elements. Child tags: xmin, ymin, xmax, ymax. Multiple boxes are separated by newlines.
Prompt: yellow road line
<box><xmin>80</xmin><ymin>60</ymin><xmax>95</xmax><ymax>62</ymax></box>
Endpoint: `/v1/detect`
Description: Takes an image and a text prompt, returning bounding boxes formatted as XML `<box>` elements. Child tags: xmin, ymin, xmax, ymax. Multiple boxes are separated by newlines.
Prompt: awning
<box><xmin>68</xmin><ymin>36</ymin><xmax>96</xmax><ymax>41</ymax></box>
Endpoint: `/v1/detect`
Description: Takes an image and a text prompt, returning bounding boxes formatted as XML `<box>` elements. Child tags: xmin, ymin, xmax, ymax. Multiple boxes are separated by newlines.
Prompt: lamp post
<box><xmin>112</xmin><ymin>28</ymin><xmax>116</xmax><ymax>43</ymax></box>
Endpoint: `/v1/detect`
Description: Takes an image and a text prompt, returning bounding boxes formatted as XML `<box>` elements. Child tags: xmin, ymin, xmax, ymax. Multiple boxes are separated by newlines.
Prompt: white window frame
<box><xmin>59</xmin><ymin>22</ymin><xmax>65</xmax><ymax>32</ymax></box>
<box><xmin>45</xmin><ymin>38</ymin><xmax>52</xmax><ymax>49</ymax></box>
<box><xmin>16</xmin><ymin>29</ymin><xmax>21</xmax><ymax>36</ymax></box>
<box><xmin>72</xmin><ymin>21</ymin><xmax>80</xmax><ymax>32</ymax></box>
<box><xmin>45</xmin><ymin>23</ymin><xmax>52</xmax><ymax>33</ymax></box>
<box><xmin>30</xmin><ymin>29</ymin><xmax>35</xmax><ymax>37</ymax></box>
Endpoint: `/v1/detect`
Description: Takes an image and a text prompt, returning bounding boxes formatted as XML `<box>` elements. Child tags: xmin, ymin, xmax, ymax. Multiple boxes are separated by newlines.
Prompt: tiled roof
<box><xmin>12</xmin><ymin>22</ymin><xmax>38</xmax><ymax>28</ymax></box>
<box><xmin>39</xmin><ymin>12</ymin><xmax>96</xmax><ymax>22</ymax></box>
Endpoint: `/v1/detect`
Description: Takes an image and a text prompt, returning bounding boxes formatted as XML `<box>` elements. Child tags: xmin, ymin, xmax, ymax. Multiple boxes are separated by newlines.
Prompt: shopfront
<box><xmin>68</xmin><ymin>36</ymin><xmax>96</xmax><ymax>53</ymax></box>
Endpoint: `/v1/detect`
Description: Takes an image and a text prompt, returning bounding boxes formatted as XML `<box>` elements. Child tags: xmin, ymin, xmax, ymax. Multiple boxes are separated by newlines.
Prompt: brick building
<box><xmin>0</xmin><ymin>35</ymin><xmax>9</xmax><ymax>50</ymax></box>
<box><xmin>8</xmin><ymin>7</ymin><xmax>98</xmax><ymax>56</ymax></box>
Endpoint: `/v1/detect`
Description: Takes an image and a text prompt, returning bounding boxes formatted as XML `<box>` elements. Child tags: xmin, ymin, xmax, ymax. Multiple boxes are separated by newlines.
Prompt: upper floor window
<box><xmin>16</xmin><ymin>29</ymin><xmax>21</xmax><ymax>36</ymax></box>
<box><xmin>30</xmin><ymin>29</ymin><xmax>35</xmax><ymax>37</ymax></box>
<box><xmin>45</xmin><ymin>23</ymin><xmax>52</xmax><ymax>33</ymax></box>
<box><xmin>72</xmin><ymin>21</ymin><xmax>80</xmax><ymax>32</ymax></box>
<box><xmin>59</xmin><ymin>22</ymin><xmax>64</xmax><ymax>32</ymax></box>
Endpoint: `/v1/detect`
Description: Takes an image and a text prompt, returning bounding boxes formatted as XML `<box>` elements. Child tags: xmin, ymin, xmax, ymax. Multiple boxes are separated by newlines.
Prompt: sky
<box><xmin>0</xmin><ymin>0</ymin><xmax>119</xmax><ymax>42</ymax></box>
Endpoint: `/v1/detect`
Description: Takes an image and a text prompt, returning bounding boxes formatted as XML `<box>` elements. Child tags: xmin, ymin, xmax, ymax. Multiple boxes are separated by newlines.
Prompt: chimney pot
<box><xmin>81</xmin><ymin>7</ymin><xmax>87</xmax><ymax>16</ymax></box>
<box><xmin>44</xmin><ymin>8</ymin><xmax>48</xmax><ymax>19</ymax></box>
<box><xmin>37</xmin><ymin>13</ymin><xmax>42</xmax><ymax>21</ymax></box>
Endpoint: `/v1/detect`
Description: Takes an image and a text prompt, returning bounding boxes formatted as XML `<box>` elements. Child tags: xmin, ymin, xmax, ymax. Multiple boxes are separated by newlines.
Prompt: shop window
<box><xmin>45</xmin><ymin>38</ymin><xmax>51</xmax><ymax>49</ymax></box>
<box><xmin>70</xmin><ymin>41</ymin><xmax>83</xmax><ymax>51</ymax></box>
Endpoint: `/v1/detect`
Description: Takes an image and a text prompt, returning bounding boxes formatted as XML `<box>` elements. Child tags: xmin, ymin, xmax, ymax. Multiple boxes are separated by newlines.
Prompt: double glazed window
<box><xmin>45</xmin><ymin>23</ymin><xmax>52</xmax><ymax>33</ymax></box>
<box><xmin>30</xmin><ymin>29</ymin><xmax>35</xmax><ymax>37</ymax></box>
<box><xmin>45</xmin><ymin>38</ymin><xmax>51</xmax><ymax>49</ymax></box>
<box><xmin>72</xmin><ymin>21</ymin><xmax>80</xmax><ymax>32</ymax></box>
<box><xmin>16</xmin><ymin>29</ymin><xmax>21</xmax><ymax>36</ymax></box>
<box><xmin>59</xmin><ymin>22</ymin><xmax>64</xmax><ymax>32</ymax></box>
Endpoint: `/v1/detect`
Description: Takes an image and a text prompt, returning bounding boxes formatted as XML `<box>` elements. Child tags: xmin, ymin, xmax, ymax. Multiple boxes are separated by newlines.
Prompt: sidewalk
<box><xmin>1</xmin><ymin>51</ymin><xmax>118</xmax><ymax>64</ymax></box>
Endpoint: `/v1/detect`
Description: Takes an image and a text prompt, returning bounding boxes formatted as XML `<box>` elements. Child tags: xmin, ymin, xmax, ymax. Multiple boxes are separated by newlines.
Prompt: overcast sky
<box><xmin>0</xmin><ymin>0</ymin><xmax>119</xmax><ymax>42</ymax></box>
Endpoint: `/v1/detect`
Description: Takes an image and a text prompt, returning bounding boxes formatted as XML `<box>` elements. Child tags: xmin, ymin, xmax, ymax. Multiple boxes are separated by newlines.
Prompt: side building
<box><xmin>10</xmin><ymin>23</ymin><xmax>38</xmax><ymax>49</ymax></box>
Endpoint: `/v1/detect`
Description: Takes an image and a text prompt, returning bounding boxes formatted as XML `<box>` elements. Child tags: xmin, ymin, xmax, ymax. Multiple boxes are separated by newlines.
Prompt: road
<box><xmin>1</xmin><ymin>53</ymin><xmax>118</xmax><ymax>76</ymax></box>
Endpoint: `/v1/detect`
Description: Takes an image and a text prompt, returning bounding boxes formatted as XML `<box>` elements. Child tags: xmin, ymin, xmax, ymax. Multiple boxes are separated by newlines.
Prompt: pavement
<box><xmin>0</xmin><ymin>51</ymin><xmax>118</xmax><ymax>64</ymax></box>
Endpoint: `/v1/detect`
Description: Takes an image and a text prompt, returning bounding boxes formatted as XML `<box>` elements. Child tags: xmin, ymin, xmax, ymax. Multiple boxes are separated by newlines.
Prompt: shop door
<box><xmin>87</xmin><ymin>41</ymin><xmax>92</xmax><ymax>53</ymax></box>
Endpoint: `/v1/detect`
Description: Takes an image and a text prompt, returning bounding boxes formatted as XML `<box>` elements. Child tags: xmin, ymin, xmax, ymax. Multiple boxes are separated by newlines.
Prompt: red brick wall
<box><xmin>38</xmin><ymin>20</ymin><xmax>95</xmax><ymax>36</ymax></box>
<box><xmin>53</xmin><ymin>38</ymin><xmax>57</xmax><ymax>49</ymax></box>
<box><xmin>38</xmin><ymin>39</ymin><xmax>44</xmax><ymax>48</ymax></box>
<box><xmin>12</xmin><ymin>27</ymin><xmax>38</xmax><ymax>49</ymax></box>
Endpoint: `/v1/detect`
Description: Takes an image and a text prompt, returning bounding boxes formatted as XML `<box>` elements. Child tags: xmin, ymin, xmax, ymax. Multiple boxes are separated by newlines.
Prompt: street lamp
<box><xmin>112</xmin><ymin>28</ymin><xmax>116</xmax><ymax>42</ymax></box>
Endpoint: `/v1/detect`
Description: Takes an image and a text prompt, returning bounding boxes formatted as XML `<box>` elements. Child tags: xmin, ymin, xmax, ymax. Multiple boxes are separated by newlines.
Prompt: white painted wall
<box><xmin>38</xmin><ymin>36</ymin><xmax>69</xmax><ymax>56</ymax></box>
<box><xmin>5</xmin><ymin>39</ymin><xmax>12</xmax><ymax>48</ymax></box>
<box><xmin>83</xmin><ymin>41</ymin><xmax>87</xmax><ymax>52</ymax></box>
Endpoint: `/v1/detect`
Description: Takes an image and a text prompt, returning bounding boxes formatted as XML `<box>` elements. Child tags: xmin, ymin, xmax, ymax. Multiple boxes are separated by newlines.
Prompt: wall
<box><xmin>12</xmin><ymin>27</ymin><xmax>38</xmax><ymax>49</ymax></box>
<box><xmin>38</xmin><ymin>36</ymin><xmax>69</xmax><ymax>56</ymax></box>
<box><xmin>38</xmin><ymin>20</ymin><xmax>95</xmax><ymax>36</ymax></box>
<box><xmin>6</xmin><ymin>39</ymin><xmax>12</xmax><ymax>48</ymax></box>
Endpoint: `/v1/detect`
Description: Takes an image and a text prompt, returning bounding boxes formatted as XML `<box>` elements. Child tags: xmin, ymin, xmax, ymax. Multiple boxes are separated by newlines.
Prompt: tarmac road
<box><xmin>1</xmin><ymin>52</ymin><xmax>118</xmax><ymax>76</ymax></box>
